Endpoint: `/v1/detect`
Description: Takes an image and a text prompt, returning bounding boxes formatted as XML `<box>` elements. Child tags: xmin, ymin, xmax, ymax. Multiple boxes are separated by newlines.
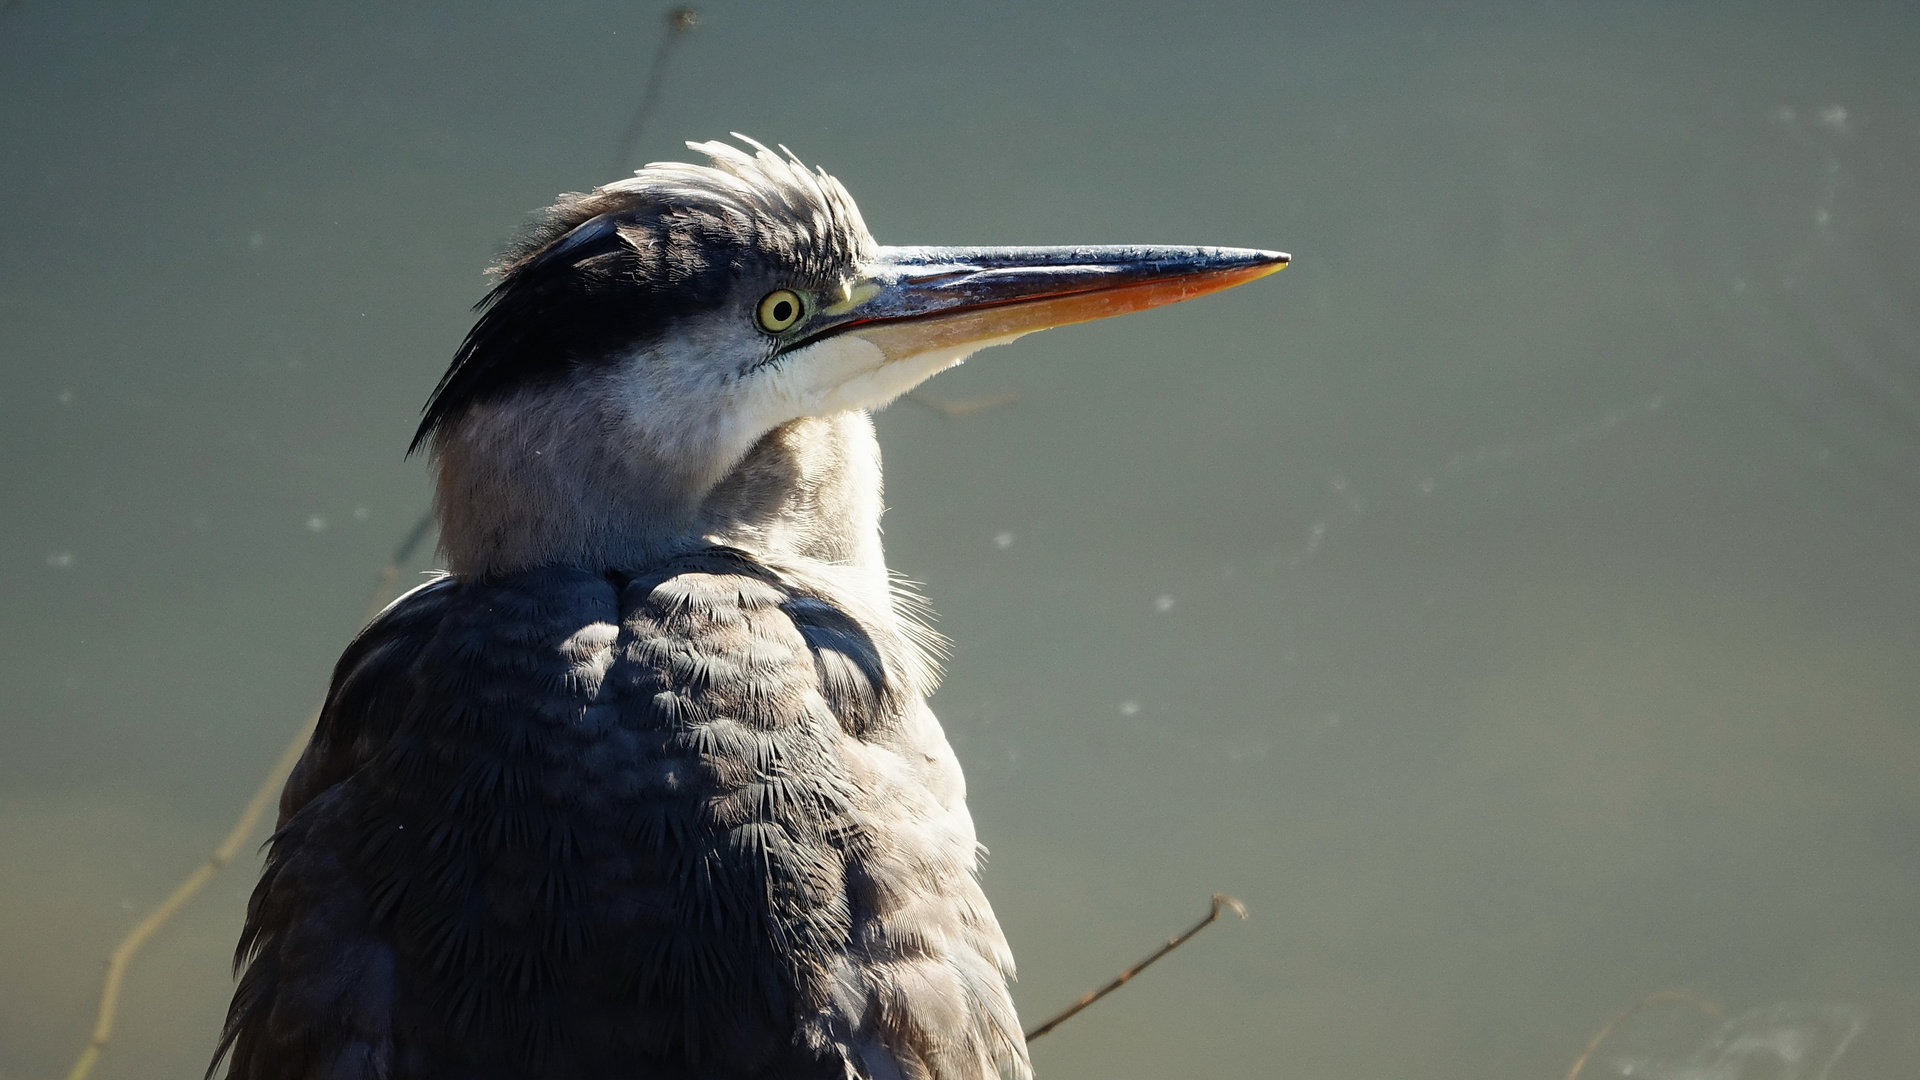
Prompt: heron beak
<box><xmin>804</xmin><ymin>245</ymin><xmax>1289</xmax><ymax>361</ymax></box>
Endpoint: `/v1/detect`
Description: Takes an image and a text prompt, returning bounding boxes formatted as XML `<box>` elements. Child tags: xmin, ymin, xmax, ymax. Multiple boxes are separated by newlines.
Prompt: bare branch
<box><xmin>1562</xmin><ymin>987</ymin><xmax>1722</xmax><ymax>1080</ymax></box>
<box><xmin>1025</xmin><ymin>893</ymin><xmax>1248</xmax><ymax>1043</ymax></box>
<box><xmin>61</xmin><ymin>533</ymin><xmax>428</xmax><ymax>1080</ymax></box>
<box><xmin>608</xmin><ymin>8</ymin><xmax>699</xmax><ymax>178</ymax></box>
<box><xmin>906</xmin><ymin>389</ymin><xmax>1019</xmax><ymax>418</ymax></box>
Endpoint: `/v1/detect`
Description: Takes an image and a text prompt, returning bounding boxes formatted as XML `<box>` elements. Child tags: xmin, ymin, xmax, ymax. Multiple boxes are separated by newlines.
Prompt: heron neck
<box><xmin>430</xmin><ymin>397</ymin><xmax>889</xmax><ymax>599</ymax></box>
<box><xmin>701</xmin><ymin>408</ymin><xmax>887</xmax><ymax>555</ymax></box>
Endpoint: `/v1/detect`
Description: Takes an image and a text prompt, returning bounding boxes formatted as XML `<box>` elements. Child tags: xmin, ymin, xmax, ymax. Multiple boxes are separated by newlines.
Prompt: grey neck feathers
<box><xmin>429</xmin><ymin>390</ymin><xmax>890</xmax><ymax>601</ymax></box>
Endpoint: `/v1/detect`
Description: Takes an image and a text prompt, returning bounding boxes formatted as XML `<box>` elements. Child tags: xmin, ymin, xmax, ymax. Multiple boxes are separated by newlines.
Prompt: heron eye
<box><xmin>756</xmin><ymin>289</ymin><xmax>804</xmax><ymax>333</ymax></box>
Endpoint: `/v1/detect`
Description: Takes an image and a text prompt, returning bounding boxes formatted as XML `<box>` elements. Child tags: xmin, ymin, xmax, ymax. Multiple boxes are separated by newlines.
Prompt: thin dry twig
<box><xmin>608</xmin><ymin>7</ymin><xmax>699</xmax><ymax>179</ymax></box>
<box><xmin>1024</xmin><ymin>893</ymin><xmax>1248</xmax><ymax>1043</ymax></box>
<box><xmin>62</xmin><ymin>512</ymin><xmax>435</xmax><ymax>1080</ymax></box>
<box><xmin>1562</xmin><ymin>987</ymin><xmax>1722</xmax><ymax>1080</ymax></box>
<box><xmin>906</xmin><ymin>389</ymin><xmax>1019</xmax><ymax>418</ymax></box>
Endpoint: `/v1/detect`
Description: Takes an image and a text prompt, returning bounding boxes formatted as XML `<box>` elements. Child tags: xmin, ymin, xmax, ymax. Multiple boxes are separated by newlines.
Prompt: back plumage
<box><xmin>217</xmin><ymin>550</ymin><xmax>1026</xmax><ymax>1080</ymax></box>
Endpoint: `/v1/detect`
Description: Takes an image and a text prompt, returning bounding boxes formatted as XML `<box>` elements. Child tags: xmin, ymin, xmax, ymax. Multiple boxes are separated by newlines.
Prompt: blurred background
<box><xmin>2</xmin><ymin>2</ymin><xmax>1916</xmax><ymax>1078</ymax></box>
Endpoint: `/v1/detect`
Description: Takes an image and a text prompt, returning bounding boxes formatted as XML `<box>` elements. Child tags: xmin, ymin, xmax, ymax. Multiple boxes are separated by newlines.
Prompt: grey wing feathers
<box><xmin>216</xmin><ymin>577</ymin><xmax>457</xmax><ymax>1080</ymax></box>
<box><xmin>214</xmin><ymin>552</ymin><xmax>1027</xmax><ymax>1080</ymax></box>
<box><xmin>277</xmin><ymin>577</ymin><xmax>460</xmax><ymax>825</ymax></box>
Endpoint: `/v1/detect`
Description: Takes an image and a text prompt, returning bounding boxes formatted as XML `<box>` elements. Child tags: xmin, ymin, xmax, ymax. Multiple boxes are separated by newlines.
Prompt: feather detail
<box><xmin>215</xmin><ymin>550</ymin><xmax>1025</xmax><ymax>1080</ymax></box>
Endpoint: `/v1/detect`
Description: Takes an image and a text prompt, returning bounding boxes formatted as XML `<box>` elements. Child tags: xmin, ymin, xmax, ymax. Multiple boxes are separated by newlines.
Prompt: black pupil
<box><xmin>772</xmin><ymin>299</ymin><xmax>793</xmax><ymax>323</ymax></box>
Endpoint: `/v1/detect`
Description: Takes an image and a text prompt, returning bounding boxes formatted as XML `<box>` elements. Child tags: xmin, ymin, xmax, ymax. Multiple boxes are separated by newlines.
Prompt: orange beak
<box><xmin>796</xmin><ymin>245</ymin><xmax>1289</xmax><ymax>360</ymax></box>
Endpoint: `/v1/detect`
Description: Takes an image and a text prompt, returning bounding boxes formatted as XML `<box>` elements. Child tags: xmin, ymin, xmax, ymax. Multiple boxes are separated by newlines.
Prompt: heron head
<box><xmin>417</xmin><ymin>137</ymin><xmax>1287</xmax><ymax>573</ymax></box>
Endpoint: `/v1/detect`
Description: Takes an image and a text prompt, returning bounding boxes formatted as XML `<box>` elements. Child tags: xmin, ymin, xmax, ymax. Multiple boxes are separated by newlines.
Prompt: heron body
<box><xmin>216</xmin><ymin>139</ymin><xmax>1285</xmax><ymax>1080</ymax></box>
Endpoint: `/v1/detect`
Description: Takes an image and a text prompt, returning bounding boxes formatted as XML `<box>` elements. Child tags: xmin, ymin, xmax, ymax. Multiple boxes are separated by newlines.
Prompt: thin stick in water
<box><xmin>906</xmin><ymin>389</ymin><xmax>1019</xmax><ymax>418</ymax></box>
<box><xmin>1562</xmin><ymin>987</ymin><xmax>1721</xmax><ymax>1080</ymax></box>
<box><xmin>1024</xmin><ymin>893</ymin><xmax>1248</xmax><ymax>1043</ymax></box>
<box><xmin>608</xmin><ymin>7</ymin><xmax>699</xmax><ymax>179</ymax></box>
<box><xmin>61</xmin><ymin>516</ymin><xmax>434</xmax><ymax>1080</ymax></box>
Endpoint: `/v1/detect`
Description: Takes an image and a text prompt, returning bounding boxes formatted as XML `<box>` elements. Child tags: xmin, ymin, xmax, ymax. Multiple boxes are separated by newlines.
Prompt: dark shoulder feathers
<box><xmin>214</xmin><ymin>550</ymin><xmax>913</xmax><ymax>1080</ymax></box>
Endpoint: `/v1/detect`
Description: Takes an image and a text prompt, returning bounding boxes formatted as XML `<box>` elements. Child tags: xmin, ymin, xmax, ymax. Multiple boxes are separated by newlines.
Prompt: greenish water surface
<box><xmin>2</xmin><ymin>3</ymin><xmax>1916</xmax><ymax>1077</ymax></box>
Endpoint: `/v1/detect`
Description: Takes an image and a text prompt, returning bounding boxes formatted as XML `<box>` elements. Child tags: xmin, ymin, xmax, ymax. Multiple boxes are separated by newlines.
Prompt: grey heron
<box><xmin>214</xmin><ymin>137</ymin><xmax>1287</xmax><ymax>1080</ymax></box>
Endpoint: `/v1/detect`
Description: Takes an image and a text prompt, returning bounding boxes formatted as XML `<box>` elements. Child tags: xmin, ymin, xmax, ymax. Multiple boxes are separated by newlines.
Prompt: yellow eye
<box><xmin>756</xmin><ymin>289</ymin><xmax>804</xmax><ymax>333</ymax></box>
